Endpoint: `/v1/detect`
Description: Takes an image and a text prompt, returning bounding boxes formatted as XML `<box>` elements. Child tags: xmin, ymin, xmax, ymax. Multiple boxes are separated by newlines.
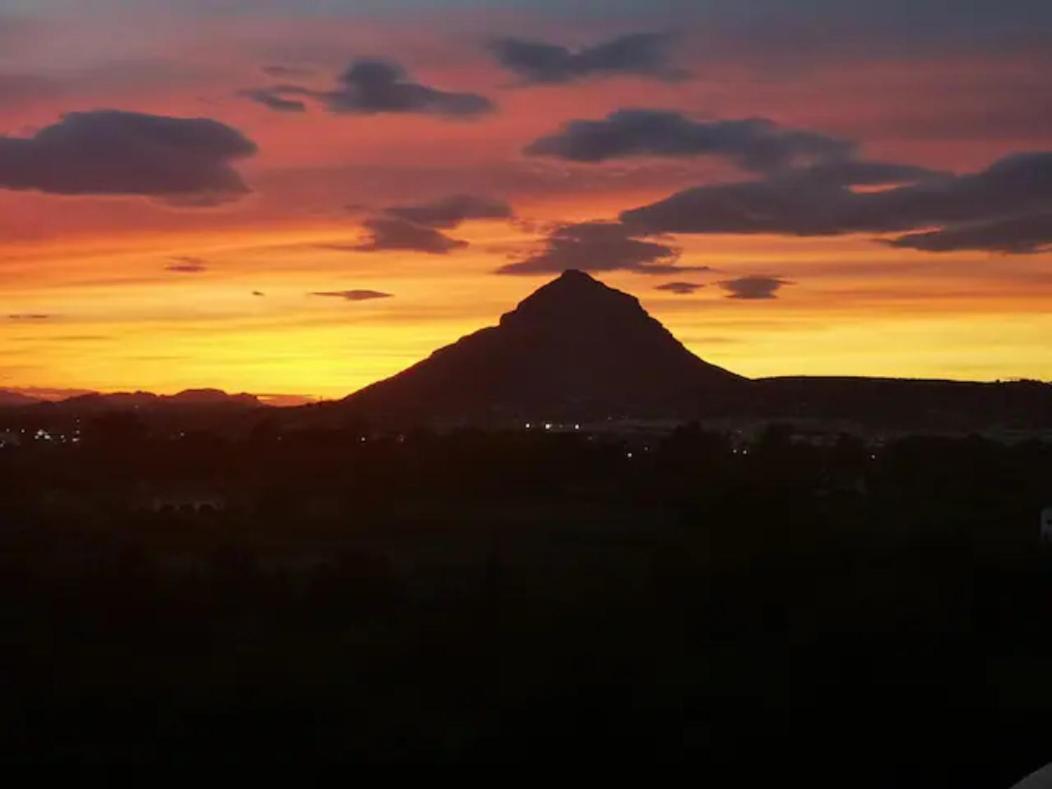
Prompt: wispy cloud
<box><xmin>718</xmin><ymin>275</ymin><xmax>794</xmax><ymax>300</ymax></box>
<box><xmin>498</xmin><ymin>221</ymin><xmax>710</xmax><ymax>276</ymax></box>
<box><xmin>165</xmin><ymin>256</ymin><xmax>208</xmax><ymax>273</ymax></box>
<box><xmin>243</xmin><ymin>58</ymin><xmax>494</xmax><ymax>118</ymax></box>
<box><xmin>655</xmin><ymin>281</ymin><xmax>704</xmax><ymax>294</ymax></box>
<box><xmin>310</xmin><ymin>289</ymin><xmax>393</xmax><ymax>301</ymax></box>
<box><xmin>491</xmin><ymin>32</ymin><xmax>686</xmax><ymax>84</ymax></box>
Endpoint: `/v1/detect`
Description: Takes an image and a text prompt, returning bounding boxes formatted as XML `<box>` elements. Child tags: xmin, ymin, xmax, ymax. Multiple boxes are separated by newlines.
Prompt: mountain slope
<box><xmin>0</xmin><ymin>390</ymin><xmax>42</xmax><ymax>408</ymax></box>
<box><xmin>337</xmin><ymin>269</ymin><xmax>744</xmax><ymax>424</ymax></box>
<box><xmin>45</xmin><ymin>388</ymin><xmax>262</xmax><ymax>413</ymax></box>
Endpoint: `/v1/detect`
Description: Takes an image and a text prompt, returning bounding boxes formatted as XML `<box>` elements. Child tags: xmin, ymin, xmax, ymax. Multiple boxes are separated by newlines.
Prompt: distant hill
<box><xmin>0</xmin><ymin>388</ymin><xmax>263</xmax><ymax>413</ymax></box>
<box><xmin>0</xmin><ymin>390</ymin><xmax>42</xmax><ymax>408</ymax></box>
<box><xmin>330</xmin><ymin>269</ymin><xmax>744</xmax><ymax>425</ymax></box>
<box><xmin>746</xmin><ymin>376</ymin><xmax>1052</xmax><ymax>431</ymax></box>
<box><xmin>0</xmin><ymin>388</ymin><xmax>267</xmax><ymax>439</ymax></box>
<box><xmin>307</xmin><ymin>270</ymin><xmax>1050</xmax><ymax>432</ymax></box>
<box><xmin>4</xmin><ymin>272</ymin><xmax>1050</xmax><ymax>434</ymax></box>
<box><xmin>43</xmin><ymin>388</ymin><xmax>263</xmax><ymax>413</ymax></box>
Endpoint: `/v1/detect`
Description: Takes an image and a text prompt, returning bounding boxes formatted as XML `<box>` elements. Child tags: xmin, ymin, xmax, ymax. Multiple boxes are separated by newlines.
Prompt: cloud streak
<box><xmin>526</xmin><ymin>110</ymin><xmax>855</xmax><ymax>171</ymax></box>
<box><xmin>718</xmin><ymin>276</ymin><xmax>793</xmax><ymax>300</ymax></box>
<box><xmin>886</xmin><ymin>211</ymin><xmax>1052</xmax><ymax>253</ymax></box>
<box><xmin>354</xmin><ymin>217</ymin><xmax>468</xmax><ymax>254</ymax></box>
<box><xmin>165</xmin><ymin>256</ymin><xmax>208</xmax><ymax>273</ymax></box>
<box><xmin>491</xmin><ymin>33</ymin><xmax>686</xmax><ymax>84</ymax></box>
<box><xmin>244</xmin><ymin>59</ymin><xmax>493</xmax><ymax>118</ymax></box>
<box><xmin>239</xmin><ymin>86</ymin><xmax>307</xmax><ymax>113</ymax></box>
<box><xmin>620</xmin><ymin>149</ymin><xmax>1052</xmax><ymax>254</ymax></box>
<box><xmin>497</xmin><ymin>221</ymin><xmax>709</xmax><ymax>276</ymax></box>
<box><xmin>655</xmin><ymin>281</ymin><xmax>704</xmax><ymax>294</ymax></box>
<box><xmin>310</xmin><ymin>289</ymin><xmax>393</xmax><ymax>301</ymax></box>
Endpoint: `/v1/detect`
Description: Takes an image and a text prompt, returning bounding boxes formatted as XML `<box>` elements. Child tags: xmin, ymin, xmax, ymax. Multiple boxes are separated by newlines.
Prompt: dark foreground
<box><xmin>1</xmin><ymin>424</ymin><xmax>1050</xmax><ymax>781</ymax></box>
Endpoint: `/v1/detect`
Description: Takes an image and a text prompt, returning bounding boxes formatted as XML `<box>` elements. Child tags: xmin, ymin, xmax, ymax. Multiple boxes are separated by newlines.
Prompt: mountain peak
<box><xmin>339</xmin><ymin>270</ymin><xmax>744</xmax><ymax>423</ymax></box>
<box><xmin>554</xmin><ymin>268</ymin><xmax>597</xmax><ymax>283</ymax></box>
<box><xmin>533</xmin><ymin>268</ymin><xmax>614</xmax><ymax>294</ymax></box>
<box><xmin>500</xmin><ymin>268</ymin><xmax>643</xmax><ymax>330</ymax></box>
<box><xmin>169</xmin><ymin>388</ymin><xmax>260</xmax><ymax>406</ymax></box>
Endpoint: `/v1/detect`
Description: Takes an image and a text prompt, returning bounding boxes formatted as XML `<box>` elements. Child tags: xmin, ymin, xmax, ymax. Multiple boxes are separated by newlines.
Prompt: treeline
<box><xmin>0</xmin><ymin>425</ymin><xmax>1050</xmax><ymax>780</ymax></box>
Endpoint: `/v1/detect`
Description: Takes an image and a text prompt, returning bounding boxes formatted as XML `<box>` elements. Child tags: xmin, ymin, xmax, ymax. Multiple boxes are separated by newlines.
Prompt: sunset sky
<box><xmin>2</xmin><ymin>0</ymin><xmax>1050</xmax><ymax>401</ymax></box>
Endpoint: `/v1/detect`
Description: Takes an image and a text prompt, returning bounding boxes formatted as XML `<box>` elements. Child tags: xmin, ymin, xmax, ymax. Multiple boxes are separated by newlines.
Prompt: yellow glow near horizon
<box><xmin>3</xmin><ymin>217</ymin><xmax>1050</xmax><ymax>399</ymax></box>
<box><xmin>1</xmin><ymin>7</ymin><xmax>1050</xmax><ymax>399</ymax></box>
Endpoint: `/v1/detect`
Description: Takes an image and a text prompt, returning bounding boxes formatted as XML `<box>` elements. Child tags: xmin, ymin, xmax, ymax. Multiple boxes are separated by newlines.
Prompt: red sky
<box><xmin>2</xmin><ymin>2</ymin><xmax>1050</xmax><ymax>399</ymax></box>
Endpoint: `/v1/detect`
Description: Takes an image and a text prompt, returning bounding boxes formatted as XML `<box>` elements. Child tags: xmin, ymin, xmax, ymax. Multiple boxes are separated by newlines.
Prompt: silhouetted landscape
<box><xmin>2</xmin><ymin>272</ymin><xmax>1051</xmax><ymax>780</ymax></box>
<box><xmin>4</xmin><ymin>0</ymin><xmax>1052</xmax><ymax>778</ymax></box>
<box><xmin>5</xmin><ymin>272</ymin><xmax>1051</xmax><ymax>436</ymax></box>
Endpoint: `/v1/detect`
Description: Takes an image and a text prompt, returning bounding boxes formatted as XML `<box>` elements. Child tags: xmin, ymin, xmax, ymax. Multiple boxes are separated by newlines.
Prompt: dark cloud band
<box><xmin>165</xmin><ymin>256</ymin><xmax>208</xmax><ymax>273</ymax></box>
<box><xmin>620</xmin><ymin>150</ymin><xmax>1052</xmax><ymax>253</ymax></box>
<box><xmin>244</xmin><ymin>58</ymin><xmax>493</xmax><ymax>118</ymax></box>
<box><xmin>497</xmin><ymin>221</ymin><xmax>710</xmax><ymax>276</ymax></box>
<box><xmin>718</xmin><ymin>276</ymin><xmax>793</xmax><ymax>300</ymax></box>
<box><xmin>491</xmin><ymin>33</ymin><xmax>686</xmax><ymax>84</ymax></box>
<box><xmin>655</xmin><ymin>281</ymin><xmax>704</xmax><ymax>294</ymax></box>
<box><xmin>526</xmin><ymin>109</ymin><xmax>854</xmax><ymax>171</ymax></box>
<box><xmin>310</xmin><ymin>290</ymin><xmax>393</xmax><ymax>301</ymax></box>
<box><xmin>0</xmin><ymin>109</ymin><xmax>256</xmax><ymax>203</ymax></box>
<box><xmin>355</xmin><ymin>217</ymin><xmax>468</xmax><ymax>254</ymax></box>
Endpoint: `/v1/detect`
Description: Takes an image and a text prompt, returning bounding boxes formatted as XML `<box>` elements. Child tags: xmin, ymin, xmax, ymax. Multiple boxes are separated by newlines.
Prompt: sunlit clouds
<box><xmin>0</xmin><ymin>1</ymin><xmax>1050</xmax><ymax>398</ymax></box>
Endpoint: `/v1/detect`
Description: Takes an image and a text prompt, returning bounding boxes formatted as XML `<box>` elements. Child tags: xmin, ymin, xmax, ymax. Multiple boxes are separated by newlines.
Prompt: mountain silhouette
<box><xmin>0</xmin><ymin>390</ymin><xmax>42</xmax><ymax>408</ymax></box>
<box><xmin>5</xmin><ymin>272</ymin><xmax>1048</xmax><ymax>432</ymax></box>
<box><xmin>337</xmin><ymin>269</ymin><xmax>743</xmax><ymax>423</ymax></box>
<box><xmin>0</xmin><ymin>388</ymin><xmax>269</xmax><ymax>413</ymax></box>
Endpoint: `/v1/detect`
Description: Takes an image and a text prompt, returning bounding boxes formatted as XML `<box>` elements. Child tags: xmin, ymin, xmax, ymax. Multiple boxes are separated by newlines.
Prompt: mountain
<box><xmin>748</xmin><ymin>375</ymin><xmax>1052</xmax><ymax>431</ymax></box>
<box><xmin>0</xmin><ymin>388</ymin><xmax>269</xmax><ymax>440</ymax></box>
<box><xmin>165</xmin><ymin>388</ymin><xmax>262</xmax><ymax>407</ymax></box>
<box><xmin>317</xmin><ymin>270</ymin><xmax>1052</xmax><ymax>431</ymax></box>
<box><xmin>0</xmin><ymin>390</ymin><xmax>42</xmax><ymax>408</ymax></box>
<box><xmin>49</xmin><ymin>388</ymin><xmax>263</xmax><ymax>413</ymax></box>
<box><xmin>334</xmin><ymin>269</ymin><xmax>744</xmax><ymax>424</ymax></box>
<box><xmin>7</xmin><ymin>271</ymin><xmax>1048</xmax><ymax>434</ymax></box>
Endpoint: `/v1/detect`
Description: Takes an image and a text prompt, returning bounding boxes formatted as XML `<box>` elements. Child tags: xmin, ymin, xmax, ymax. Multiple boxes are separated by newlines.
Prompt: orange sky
<box><xmin>2</xmin><ymin>3</ymin><xmax>1050</xmax><ymax>399</ymax></box>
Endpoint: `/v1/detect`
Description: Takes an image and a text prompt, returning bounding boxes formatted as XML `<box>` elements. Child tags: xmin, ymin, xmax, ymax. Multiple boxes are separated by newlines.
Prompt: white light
<box><xmin>544</xmin><ymin>423</ymin><xmax>552</xmax><ymax>430</ymax></box>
